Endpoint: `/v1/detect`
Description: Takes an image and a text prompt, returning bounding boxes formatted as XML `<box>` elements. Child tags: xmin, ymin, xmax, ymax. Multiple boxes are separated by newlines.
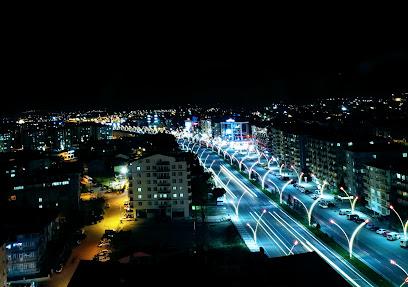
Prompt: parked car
<box><xmin>386</xmin><ymin>232</ymin><xmax>401</xmax><ymax>241</ymax></box>
<box><xmin>369</xmin><ymin>225</ymin><xmax>380</xmax><ymax>231</ymax></box>
<box><xmin>382</xmin><ymin>230</ymin><xmax>392</xmax><ymax>237</ymax></box>
<box><xmin>327</xmin><ymin>202</ymin><xmax>336</xmax><ymax>208</ymax></box>
<box><xmin>365</xmin><ymin>223</ymin><xmax>375</xmax><ymax>229</ymax></box>
<box><xmin>376</xmin><ymin>228</ymin><xmax>389</xmax><ymax>235</ymax></box>
<box><xmin>304</xmin><ymin>189</ymin><xmax>312</xmax><ymax>194</ymax></box>
<box><xmin>353</xmin><ymin>217</ymin><xmax>366</xmax><ymax>223</ymax></box>
<box><xmin>311</xmin><ymin>194</ymin><xmax>320</xmax><ymax>200</ymax></box>
<box><xmin>347</xmin><ymin>214</ymin><xmax>359</xmax><ymax>221</ymax></box>
<box><xmin>98</xmin><ymin>241</ymin><xmax>110</xmax><ymax>247</ymax></box>
<box><xmin>314</xmin><ymin>189</ymin><xmax>321</xmax><ymax>194</ymax></box>
<box><xmin>401</xmin><ymin>239</ymin><xmax>408</xmax><ymax>248</ymax></box>
<box><xmin>55</xmin><ymin>263</ymin><xmax>63</xmax><ymax>273</ymax></box>
<box><xmin>339</xmin><ymin>209</ymin><xmax>352</xmax><ymax>215</ymax></box>
<box><xmin>319</xmin><ymin>202</ymin><xmax>329</xmax><ymax>208</ymax></box>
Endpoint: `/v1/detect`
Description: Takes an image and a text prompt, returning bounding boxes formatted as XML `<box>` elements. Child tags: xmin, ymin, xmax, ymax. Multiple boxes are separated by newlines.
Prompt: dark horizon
<box><xmin>2</xmin><ymin>18</ymin><xmax>408</xmax><ymax>113</ymax></box>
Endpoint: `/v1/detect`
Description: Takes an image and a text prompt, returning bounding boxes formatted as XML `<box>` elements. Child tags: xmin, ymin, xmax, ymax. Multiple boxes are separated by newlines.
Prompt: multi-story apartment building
<box><xmin>1</xmin><ymin>208</ymin><xmax>59</xmax><ymax>279</ymax></box>
<box><xmin>251</xmin><ymin>125</ymin><xmax>270</xmax><ymax>154</ymax></box>
<box><xmin>306</xmin><ymin>136</ymin><xmax>347</xmax><ymax>187</ymax></box>
<box><xmin>363</xmin><ymin>160</ymin><xmax>408</xmax><ymax>217</ymax></box>
<box><xmin>200</xmin><ymin>119</ymin><xmax>212</xmax><ymax>138</ymax></box>
<box><xmin>0</xmin><ymin>239</ymin><xmax>6</xmax><ymax>287</ymax></box>
<box><xmin>130</xmin><ymin>154</ymin><xmax>191</xmax><ymax>219</ymax></box>
<box><xmin>0</xmin><ymin>128</ymin><xmax>15</xmax><ymax>153</ymax></box>
<box><xmin>344</xmin><ymin>143</ymin><xmax>408</xmax><ymax>199</ymax></box>
<box><xmin>1</xmin><ymin>152</ymin><xmax>81</xmax><ymax>212</ymax></box>
<box><xmin>270</xmin><ymin>127</ymin><xmax>306</xmax><ymax>172</ymax></box>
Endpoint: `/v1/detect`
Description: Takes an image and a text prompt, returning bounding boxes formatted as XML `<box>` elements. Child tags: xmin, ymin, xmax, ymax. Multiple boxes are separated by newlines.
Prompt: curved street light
<box><xmin>290</xmin><ymin>165</ymin><xmax>302</xmax><ymax>184</ymax></box>
<box><xmin>268</xmin><ymin>179</ymin><xmax>293</xmax><ymax>204</ymax></box>
<box><xmin>390</xmin><ymin>259</ymin><xmax>408</xmax><ymax>287</ymax></box>
<box><xmin>203</xmin><ymin>154</ymin><xmax>210</xmax><ymax>166</ymax></box>
<box><xmin>231</xmin><ymin>150</ymin><xmax>239</xmax><ymax>165</ymax></box>
<box><xmin>339</xmin><ymin>187</ymin><xmax>358</xmax><ymax>214</ymax></box>
<box><xmin>249</xmin><ymin>160</ymin><xmax>260</xmax><ymax>180</ymax></box>
<box><xmin>288</xmin><ymin>240</ymin><xmax>299</xmax><ymax>255</ymax></box>
<box><xmin>247</xmin><ymin>209</ymin><xmax>267</xmax><ymax>243</ymax></box>
<box><xmin>390</xmin><ymin>205</ymin><xmax>408</xmax><ymax>241</ymax></box>
<box><xmin>293</xmin><ymin>195</ymin><xmax>323</xmax><ymax>226</ymax></box>
<box><xmin>267</xmin><ymin>156</ymin><xmax>278</xmax><ymax>169</ymax></box>
<box><xmin>229</xmin><ymin>189</ymin><xmax>250</xmax><ymax>219</ymax></box>
<box><xmin>279</xmin><ymin>164</ymin><xmax>285</xmax><ymax>177</ymax></box>
<box><xmin>239</xmin><ymin>155</ymin><xmax>249</xmax><ymax>171</ymax></box>
<box><xmin>261</xmin><ymin>169</ymin><xmax>274</xmax><ymax>189</ymax></box>
<box><xmin>330</xmin><ymin>219</ymin><xmax>368</xmax><ymax>259</ymax></box>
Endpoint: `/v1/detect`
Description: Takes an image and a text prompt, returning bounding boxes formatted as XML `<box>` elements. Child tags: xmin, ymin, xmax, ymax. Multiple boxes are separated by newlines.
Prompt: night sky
<box><xmin>2</xmin><ymin>16</ymin><xmax>408</xmax><ymax>113</ymax></box>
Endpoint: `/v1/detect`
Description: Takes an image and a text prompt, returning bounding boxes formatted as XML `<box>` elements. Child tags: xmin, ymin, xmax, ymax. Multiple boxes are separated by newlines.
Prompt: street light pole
<box><xmin>288</xmin><ymin>240</ymin><xmax>299</xmax><ymax>255</ymax></box>
<box><xmin>293</xmin><ymin>196</ymin><xmax>323</xmax><ymax>226</ymax></box>
<box><xmin>330</xmin><ymin>219</ymin><xmax>368</xmax><ymax>259</ymax></box>
<box><xmin>390</xmin><ymin>259</ymin><xmax>408</xmax><ymax>287</ymax></box>
<box><xmin>390</xmin><ymin>205</ymin><xmax>408</xmax><ymax>241</ymax></box>
<box><xmin>247</xmin><ymin>209</ymin><xmax>267</xmax><ymax>243</ymax></box>
<box><xmin>249</xmin><ymin>160</ymin><xmax>259</xmax><ymax>180</ymax></box>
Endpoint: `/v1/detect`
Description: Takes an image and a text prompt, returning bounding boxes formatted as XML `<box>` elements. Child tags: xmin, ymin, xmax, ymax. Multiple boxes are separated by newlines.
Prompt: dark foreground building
<box><xmin>68</xmin><ymin>251</ymin><xmax>350</xmax><ymax>287</ymax></box>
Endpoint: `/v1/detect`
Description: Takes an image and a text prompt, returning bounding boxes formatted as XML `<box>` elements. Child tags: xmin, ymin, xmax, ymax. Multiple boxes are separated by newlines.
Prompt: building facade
<box><xmin>220</xmin><ymin>119</ymin><xmax>249</xmax><ymax>141</ymax></box>
<box><xmin>251</xmin><ymin>125</ymin><xmax>270</xmax><ymax>154</ymax></box>
<box><xmin>270</xmin><ymin>127</ymin><xmax>306</xmax><ymax>172</ymax></box>
<box><xmin>130</xmin><ymin>154</ymin><xmax>191</xmax><ymax>218</ymax></box>
<box><xmin>0</xmin><ymin>240</ymin><xmax>6</xmax><ymax>287</ymax></box>
<box><xmin>363</xmin><ymin>161</ymin><xmax>408</xmax><ymax>217</ymax></box>
<box><xmin>306</xmin><ymin>137</ymin><xmax>347</xmax><ymax>187</ymax></box>
<box><xmin>0</xmin><ymin>129</ymin><xmax>15</xmax><ymax>153</ymax></box>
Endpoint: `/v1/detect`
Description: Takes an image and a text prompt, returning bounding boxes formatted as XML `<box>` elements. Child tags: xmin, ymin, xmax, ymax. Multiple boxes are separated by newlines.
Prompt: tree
<box><xmin>212</xmin><ymin>187</ymin><xmax>226</xmax><ymax>199</ymax></box>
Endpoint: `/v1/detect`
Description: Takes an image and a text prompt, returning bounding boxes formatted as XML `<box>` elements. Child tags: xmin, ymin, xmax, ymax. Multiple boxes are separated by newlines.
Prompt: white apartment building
<box><xmin>130</xmin><ymin>154</ymin><xmax>191</xmax><ymax>219</ymax></box>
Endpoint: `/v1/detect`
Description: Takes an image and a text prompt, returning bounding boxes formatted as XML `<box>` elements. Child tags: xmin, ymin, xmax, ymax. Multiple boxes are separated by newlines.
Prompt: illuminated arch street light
<box><xmin>390</xmin><ymin>205</ymin><xmax>408</xmax><ymax>241</ymax></box>
<box><xmin>390</xmin><ymin>259</ymin><xmax>408</xmax><ymax>287</ymax></box>
<box><xmin>293</xmin><ymin>196</ymin><xmax>323</xmax><ymax>226</ymax></box>
<box><xmin>231</xmin><ymin>150</ymin><xmax>239</xmax><ymax>165</ymax></box>
<box><xmin>261</xmin><ymin>168</ymin><xmax>274</xmax><ymax>189</ymax></box>
<box><xmin>199</xmin><ymin>149</ymin><xmax>206</xmax><ymax>160</ymax></box>
<box><xmin>267</xmin><ymin>156</ymin><xmax>278</xmax><ymax>169</ymax></box>
<box><xmin>239</xmin><ymin>155</ymin><xmax>250</xmax><ymax>171</ymax></box>
<box><xmin>203</xmin><ymin>154</ymin><xmax>210</xmax><ymax>166</ymax></box>
<box><xmin>279</xmin><ymin>164</ymin><xmax>285</xmax><ymax>177</ymax></box>
<box><xmin>269</xmin><ymin>179</ymin><xmax>293</xmax><ymax>204</ymax></box>
<box><xmin>208</xmin><ymin>160</ymin><xmax>216</xmax><ymax>171</ymax></box>
<box><xmin>247</xmin><ymin>209</ymin><xmax>267</xmax><ymax>243</ymax></box>
<box><xmin>330</xmin><ymin>219</ymin><xmax>369</xmax><ymax>259</ymax></box>
<box><xmin>288</xmin><ymin>240</ymin><xmax>299</xmax><ymax>255</ymax></box>
<box><xmin>339</xmin><ymin>187</ymin><xmax>359</xmax><ymax>214</ymax></box>
<box><xmin>229</xmin><ymin>189</ymin><xmax>250</xmax><ymax>219</ymax></box>
<box><xmin>248</xmin><ymin>160</ymin><xmax>260</xmax><ymax>180</ymax></box>
<box><xmin>290</xmin><ymin>165</ymin><xmax>303</xmax><ymax>185</ymax></box>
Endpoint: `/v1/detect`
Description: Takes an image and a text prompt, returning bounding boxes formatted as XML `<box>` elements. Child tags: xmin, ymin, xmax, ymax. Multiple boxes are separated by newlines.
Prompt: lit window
<box><xmin>163</xmin><ymin>194</ymin><xmax>167</xmax><ymax>198</ymax></box>
<box><xmin>173</xmin><ymin>193</ymin><xmax>177</xmax><ymax>198</ymax></box>
<box><xmin>39</xmin><ymin>205</ymin><xmax>43</xmax><ymax>209</ymax></box>
<box><xmin>153</xmin><ymin>194</ymin><xmax>158</xmax><ymax>198</ymax></box>
<box><xmin>179</xmin><ymin>193</ymin><xmax>183</xmax><ymax>197</ymax></box>
<box><xmin>373</xmin><ymin>154</ymin><xmax>377</xmax><ymax>159</ymax></box>
<box><xmin>138</xmin><ymin>195</ymin><xmax>142</xmax><ymax>199</ymax></box>
<box><xmin>136</xmin><ymin>166</ymin><xmax>141</xmax><ymax>171</ymax></box>
<box><xmin>39</xmin><ymin>198</ymin><xmax>42</xmax><ymax>203</ymax></box>
<box><xmin>179</xmin><ymin>186</ymin><xmax>183</xmax><ymax>190</ymax></box>
<box><xmin>56</xmin><ymin>203</ymin><xmax>59</xmax><ymax>207</ymax></box>
<box><xmin>137</xmin><ymin>187</ymin><xmax>142</xmax><ymax>192</ymax></box>
<box><xmin>403</xmin><ymin>153</ymin><xmax>407</xmax><ymax>158</ymax></box>
<box><xmin>172</xmin><ymin>186</ymin><xmax>177</xmax><ymax>190</ymax></box>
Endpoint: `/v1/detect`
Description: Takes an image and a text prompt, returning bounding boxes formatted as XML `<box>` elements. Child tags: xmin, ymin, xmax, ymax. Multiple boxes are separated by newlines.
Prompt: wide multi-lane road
<box><xmin>181</xmin><ymin>140</ymin><xmax>408</xmax><ymax>287</ymax></box>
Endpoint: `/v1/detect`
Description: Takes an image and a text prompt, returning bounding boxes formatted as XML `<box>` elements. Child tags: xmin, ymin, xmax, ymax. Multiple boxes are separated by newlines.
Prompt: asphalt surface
<box><xmin>181</xmin><ymin>139</ymin><xmax>408</xmax><ymax>287</ymax></box>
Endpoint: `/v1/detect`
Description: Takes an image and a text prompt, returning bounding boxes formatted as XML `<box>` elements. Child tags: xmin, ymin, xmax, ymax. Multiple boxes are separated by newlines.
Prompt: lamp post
<box><xmin>239</xmin><ymin>155</ymin><xmax>249</xmax><ymax>171</ymax></box>
<box><xmin>231</xmin><ymin>150</ymin><xmax>238</xmax><ymax>165</ymax></box>
<box><xmin>267</xmin><ymin>156</ymin><xmax>278</xmax><ymax>169</ymax></box>
<box><xmin>203</xmin><ymin>154</ymin><xmax>210</xmax><ymax>166</ymax></box>
<box><xmin>290</xmin><ymin>165</ymin><xmax>303</xmax><ymax>184</ymax></box>
<box><xmin>229</xmin><ymin>189</ymin><xmax>250</xmax><ymax>219</ymax></box>
<box><xmin>340</xmin><ymin>187</ymin><xmax>358</xmax><ymax>214</ymax></box>
<box><xmin>279</xmin><ymin>164</ymin><xmax>285</xmax><ymax>177</ymax></box>
<box><xmin>249</xmin><ymin>160</ymin><xmax>259</xmax><ymax>180</ymax></box>
<box><xmin>293</xmin><ymin>196</ymin><xmax>323</xmax><ymax>226</ymax></box>
<box><xmin>390</xmin><ymin>259</ymin><xmax>408</xmax><ymax>287</ymax></box>
<box><xmin>390</xmin><ymin>205</ymin><xmax>408</xmax><ymax>241</ymax></box>
<box><xmin>330</xmin><ymin>219</ymin><xmax>368</xmax><ymax>259</ymax></box>
<box><xmin>268</xmin><ymin>179</ymin><xmax>293</xmax><ymax>204</ymax></box>
<box><xmin>288</xmin><ymin>240</ymin><xmax>299</xmax><ymax>255</ymax></box>
<box><xmin>247</xmin><ymin>209</ymin><xmax>267</xmax><ymax>243</ymax></box>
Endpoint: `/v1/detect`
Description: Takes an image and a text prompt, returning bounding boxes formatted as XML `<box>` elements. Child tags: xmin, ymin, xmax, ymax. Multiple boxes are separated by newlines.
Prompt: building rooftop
<box><xmin>0</xmin><ymin>208</ymin><xmax>59</xmax><ymax>236</ymax></box>
<box><xmin>365</xmin><ymin>159</ymin><xmax>408</xmax><ymax>173</ymax></box>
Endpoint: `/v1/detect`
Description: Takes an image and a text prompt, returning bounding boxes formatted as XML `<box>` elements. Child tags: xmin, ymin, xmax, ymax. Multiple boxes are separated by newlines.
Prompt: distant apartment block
<box><xmin>130</xmin><ymin>154</ymin><xmax>191</xmax><ymax>219</ymax></box>
<box><xmin>251</xmin><ymin>125</ymin><xmax>270</xmax><ymax>154</ymax></box>
<box><xmin>363</xmin><ymin>160</ymin><xmax>408</xmax><ymax>217</ymax></box>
